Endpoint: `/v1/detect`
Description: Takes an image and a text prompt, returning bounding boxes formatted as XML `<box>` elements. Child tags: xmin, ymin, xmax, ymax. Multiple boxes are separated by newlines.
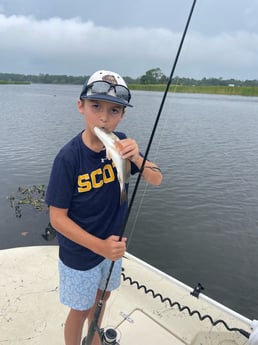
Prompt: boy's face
<box><xmin>78</xmin><ymin>99</ymin><xmax>125</xmax><ymax>133</ymax></box>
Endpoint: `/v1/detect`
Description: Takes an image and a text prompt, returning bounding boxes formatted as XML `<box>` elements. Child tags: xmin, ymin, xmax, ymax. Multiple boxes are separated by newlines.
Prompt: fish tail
<box><xmin>120</xmin><ymin>187</ymin><xmax>127</xmax><ymax>204</ymax></box>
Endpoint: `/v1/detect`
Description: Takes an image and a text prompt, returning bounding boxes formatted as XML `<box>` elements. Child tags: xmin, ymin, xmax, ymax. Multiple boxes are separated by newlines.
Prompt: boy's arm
<box><xmin>119</xmin><ymin>138</ymin><xmax>163</xmax><ymax>186</ymax></box>
<box><xmin>49</xmin><ymin>206</ymin><xmax>126</xmax><ymax>260</ymax></box>
<box><xmin>132</xmin><ymin>155</ymin><xmax>163</xmax><ymax>186</ymax></box>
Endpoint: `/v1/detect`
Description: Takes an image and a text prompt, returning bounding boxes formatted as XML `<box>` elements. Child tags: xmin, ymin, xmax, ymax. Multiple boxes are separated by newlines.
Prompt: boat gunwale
<box><xmin>123</xmin><ymin>252</ymin><xmax>252</xmax><ymax>327</ymax></box>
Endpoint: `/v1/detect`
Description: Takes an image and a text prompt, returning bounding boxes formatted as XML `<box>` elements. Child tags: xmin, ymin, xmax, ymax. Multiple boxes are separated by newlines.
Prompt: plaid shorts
<box><xmin>58</xmin><ymin>258</ymin><xmax>122</xmax><ymax>311</ymax></box>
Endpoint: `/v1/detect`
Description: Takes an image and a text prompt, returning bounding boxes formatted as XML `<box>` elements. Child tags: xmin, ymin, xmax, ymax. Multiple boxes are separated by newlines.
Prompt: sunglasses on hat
<box><xmin>80</xmin><ymin>80</ymin><xmax>131</xmax><ymax>104</ymax></box>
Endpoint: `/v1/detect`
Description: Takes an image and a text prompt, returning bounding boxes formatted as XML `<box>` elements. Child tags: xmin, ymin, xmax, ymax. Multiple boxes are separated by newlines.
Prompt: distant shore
<box><xmin>0</xmin><ymin>81</ymin><xmax>30</xmax><ymax>85</ymax></box>
<box><xmin>1</xmin><ymin>81</ymin><xmax>258</xmax><ymax>97</ymax></box>
<box><xmin>129</xmin><ymin>84</ymin><xmax>258</xmax><ymax>97</ymax></box>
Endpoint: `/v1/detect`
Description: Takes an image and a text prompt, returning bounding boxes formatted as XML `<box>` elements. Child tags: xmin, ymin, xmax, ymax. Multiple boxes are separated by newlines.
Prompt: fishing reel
<box><xmin>101</xmin><ymin>327</ymin><xmax>120</xmax><ymax>345</ymax></box>
<box><xmin>82</xmin><ymin>327</ymin><xmax>120</xmax><ymax>345</ymax></box>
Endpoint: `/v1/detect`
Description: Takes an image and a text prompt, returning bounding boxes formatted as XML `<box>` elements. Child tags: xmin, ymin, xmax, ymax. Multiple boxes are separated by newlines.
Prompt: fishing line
<box><xmin>85</xmin><ymin>1</ymin><xmax>197</xmax><ymax>344</ymax></box>
<box><xmin>126</xmin><ymin>71</ymin><xmax>188</xmax><ymax>249</ymax></box>
<box><xmin>121</xmin><ymin>0</ymin><xmax>197</xmax><ymax>255</ymax></box>
<box><xmin>126</xmin><ymin>113</ymin><xmax>165</xmax><ymax>248</ymax></box>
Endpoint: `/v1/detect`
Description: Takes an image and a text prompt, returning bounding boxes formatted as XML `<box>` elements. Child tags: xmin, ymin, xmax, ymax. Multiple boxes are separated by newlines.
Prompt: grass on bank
<box><xmin>0</xmin><ymin>80</ymin><xmax>30</xmax><ymax>85</ymax></box>
<box><xmin>129</xmin><ymin>84</ymin><xmax>258</xmax><ymax>97</ymax></box>
<box><xmin>1</xmin><ymin>80</ymin><xmax>258</xmax><ymax>97</ymax></box>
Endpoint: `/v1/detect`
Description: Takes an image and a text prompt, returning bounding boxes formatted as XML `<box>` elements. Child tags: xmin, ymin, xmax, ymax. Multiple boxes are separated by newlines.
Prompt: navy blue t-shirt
<box><xmin>45</xmin><ymin>131</ymin><xmax>139</xmax><ymax>270</ymax></box>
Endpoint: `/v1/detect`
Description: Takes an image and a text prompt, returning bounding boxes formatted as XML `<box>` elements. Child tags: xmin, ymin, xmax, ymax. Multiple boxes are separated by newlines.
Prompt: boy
<box><xmin>45</xmin><ymin>70</ymin><xmax>162</xmax><ymax>345</ymax></box>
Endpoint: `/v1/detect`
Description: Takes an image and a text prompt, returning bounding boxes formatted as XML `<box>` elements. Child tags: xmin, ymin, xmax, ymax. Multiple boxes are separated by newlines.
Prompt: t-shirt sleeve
<box><xmin>45</xmin><ymin>150</ymin><xmax>77</xmax><ymax>209</ymax></box>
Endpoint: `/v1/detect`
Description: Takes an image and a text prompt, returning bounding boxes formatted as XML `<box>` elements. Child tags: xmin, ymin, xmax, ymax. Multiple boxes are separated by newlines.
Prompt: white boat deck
<box><xmin>0</xmin><ymin>246</ymin><xmax>252</xmax><ymax>345</ymax></box>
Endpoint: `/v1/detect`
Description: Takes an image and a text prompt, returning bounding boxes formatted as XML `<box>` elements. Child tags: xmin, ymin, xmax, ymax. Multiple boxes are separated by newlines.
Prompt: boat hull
<box><xmin>0</xmin><ymin>246</ymin><xmax>251</xmax><ymax>344</ymax></box>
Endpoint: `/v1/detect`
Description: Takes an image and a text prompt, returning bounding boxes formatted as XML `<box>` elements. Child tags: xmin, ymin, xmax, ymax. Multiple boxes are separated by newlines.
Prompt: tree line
<box><xmin>1</xmin><ymin>68</ymin><xmax>258</xmax><ymax>86</ymax></box>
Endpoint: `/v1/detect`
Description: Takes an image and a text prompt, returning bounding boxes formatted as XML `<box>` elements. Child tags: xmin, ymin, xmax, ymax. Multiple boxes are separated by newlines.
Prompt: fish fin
<box><xmin>120</xmin><ymin>186</ymin><xmax>127</xmax><ymax>204</ymax></box>
<box><xmin>106</xmin><ymin>149</ymin><xmax>111</xmax><ymax>160</ymax></box>
<box><xmin>111</xmin><ymin>132</ymin><xmax>119</xmax><ymax>141</ymax></box>
<box><xmin>125</xmin><ymin>159</ymin><xmax>131</xmax><ymax>181</ymax></box>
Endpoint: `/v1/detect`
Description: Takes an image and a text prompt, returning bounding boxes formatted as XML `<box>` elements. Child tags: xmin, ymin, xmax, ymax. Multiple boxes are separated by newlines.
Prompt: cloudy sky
<box><xmin>0</xmin><ymin>0</ymin><xmax>258</xmax><ymax>80</ymax></box>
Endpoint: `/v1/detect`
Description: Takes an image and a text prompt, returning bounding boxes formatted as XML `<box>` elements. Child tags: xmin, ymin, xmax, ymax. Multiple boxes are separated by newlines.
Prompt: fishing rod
<box><xmin>85</xmin><ymin>1</ymin><xmax>197</xmax><ymax>344</ymax></box>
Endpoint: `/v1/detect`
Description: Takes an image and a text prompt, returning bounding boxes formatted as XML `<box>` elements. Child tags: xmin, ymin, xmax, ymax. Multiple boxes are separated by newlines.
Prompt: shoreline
<box><xmin>1</xmin><ymin>81</ymin><xmax>258</xmax><ymax>97</ymax></box>
<box><xmin>0</xmin><ymin>81</ymin><xmax>30</xmax><ymax>85</ymax></box>
<box><xmin>129</xmin><ymin>84</ymin><xmax>258</xmax><ymax>97</ymax></box>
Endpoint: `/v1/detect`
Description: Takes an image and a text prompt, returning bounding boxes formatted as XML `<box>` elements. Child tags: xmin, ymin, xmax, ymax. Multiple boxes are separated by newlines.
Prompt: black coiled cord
<box><xmin>121</xmin><ymin>271</ymin><xmax>250</xmax><ymax>339</ymax></box>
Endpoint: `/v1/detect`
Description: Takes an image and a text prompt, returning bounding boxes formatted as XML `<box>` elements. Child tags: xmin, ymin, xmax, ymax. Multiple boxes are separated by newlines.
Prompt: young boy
<box><xmin>45</xmin><ymin>70</ymin><xmax>162</xmax><ymax>345</ymax></box>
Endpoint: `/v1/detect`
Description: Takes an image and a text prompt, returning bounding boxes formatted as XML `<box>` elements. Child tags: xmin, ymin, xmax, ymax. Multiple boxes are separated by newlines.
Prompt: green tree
<box><xmin>140</xmin><ymin>68</ymin><xmax>167</xmax><ymax>84</ymax></box>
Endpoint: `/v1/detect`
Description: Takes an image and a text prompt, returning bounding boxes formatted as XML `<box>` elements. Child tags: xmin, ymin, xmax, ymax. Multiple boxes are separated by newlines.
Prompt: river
<box><xmin>0</xmin><ymin>84</ymin><xmax>257</xmax><ymax>319</ymax></box>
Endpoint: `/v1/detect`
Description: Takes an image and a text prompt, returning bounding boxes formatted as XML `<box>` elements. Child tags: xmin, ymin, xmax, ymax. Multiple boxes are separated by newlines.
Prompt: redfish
<box><xmin>94</xmin><ymin>127</ymin><xmax>131</xmax><ymax>203</ymax></box>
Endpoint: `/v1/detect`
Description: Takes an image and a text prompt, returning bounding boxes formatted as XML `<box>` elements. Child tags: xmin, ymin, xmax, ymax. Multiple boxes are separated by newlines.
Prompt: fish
<box><xmin>94</xmin><ymin>127</ymin><xmax>131</xmax><ymax>204</ymax></box>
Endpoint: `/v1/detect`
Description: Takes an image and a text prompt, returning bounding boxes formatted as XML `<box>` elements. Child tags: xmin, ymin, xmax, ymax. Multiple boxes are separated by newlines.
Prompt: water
<box><xmin>0</xmin><ymin>84</ymin><xmax>258</xmax><ymax>320</ymax></box>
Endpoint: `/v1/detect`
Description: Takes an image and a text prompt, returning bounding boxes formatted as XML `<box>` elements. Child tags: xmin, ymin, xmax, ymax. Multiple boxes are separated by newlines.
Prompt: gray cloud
<box><xmin>0</xmin><ymin>13</ymin><xmax>257</xmax><ymax>79</ymax></box>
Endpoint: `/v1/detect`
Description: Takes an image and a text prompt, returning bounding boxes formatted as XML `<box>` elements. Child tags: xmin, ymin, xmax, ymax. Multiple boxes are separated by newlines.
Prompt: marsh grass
<box><xmin>1</xmin><ymin>81</ymin><xmax>258</xmax><ymax>96</ymax></box>
<box><xmin>129</xmin><ymin>84</ymin><xmax>258</xmax><ymax>97</ymax></box>
<box><xmin>0</xmin><ymin>80</ymin><xmax>30</xmax><ymax>85</ymax></box>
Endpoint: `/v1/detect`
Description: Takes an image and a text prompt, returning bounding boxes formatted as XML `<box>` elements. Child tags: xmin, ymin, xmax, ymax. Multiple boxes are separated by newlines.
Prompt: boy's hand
<box><xmin>117</xmin><ymin>138</ymin><xmax>140</xmax><ymax>163</ymax></box>
<box><xmin>101</xmin><ymin>235</ymin><xmax>127</xmax><ymax>260</ymax></box>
